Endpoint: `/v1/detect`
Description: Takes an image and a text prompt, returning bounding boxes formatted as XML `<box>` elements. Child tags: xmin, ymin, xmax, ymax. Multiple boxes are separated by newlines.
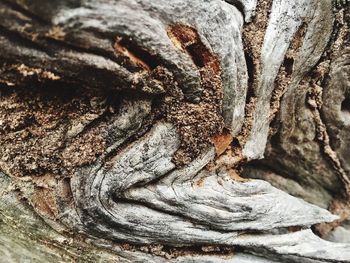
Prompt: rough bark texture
<box><xmin>0</xmin><ymin>0</ymin><xmax>349</xmax><ymax>262</ymax></box>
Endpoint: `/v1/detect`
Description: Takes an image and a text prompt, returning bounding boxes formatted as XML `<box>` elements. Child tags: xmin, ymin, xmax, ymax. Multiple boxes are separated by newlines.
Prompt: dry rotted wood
<box><xmin>0</xmin><ymin>0</ymin><xmax>350</xmax><ymax>262</ymax></box>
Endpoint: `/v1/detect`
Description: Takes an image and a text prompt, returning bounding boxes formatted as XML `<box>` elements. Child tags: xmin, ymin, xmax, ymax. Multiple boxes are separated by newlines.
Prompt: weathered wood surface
<box><xmin>0</xmin><ymin>0</ymin><xmax>349</xmax><ymax>262</ymax></box>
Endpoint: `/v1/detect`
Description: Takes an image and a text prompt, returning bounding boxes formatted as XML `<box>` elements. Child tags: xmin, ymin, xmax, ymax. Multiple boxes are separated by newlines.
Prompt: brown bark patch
<box><xmin>0</xmin><ymin>85</ymin><xmax>108</xmax><ymax>178</ymax></box>
<box><xmin>167</xmin><ymin>25</ymin><xmax>220</xmax><ymax>74</ymax></box>
<box><xmin>155</xmin><ymin>24</ymin><xmax>225</xmax><ymax>166</ymax></box>
<box><xmin>314</xmin><ymin>198</ymin><xmax>350</xmax><ymax>237</ymax></box>
<box><xmin>31</xmin><ymin>186</ymin><xmax>58</xmax><ymax>219</ymax></box>
<box><xmin>120</xmin><ymin>243</ymin><xmax>235</xmax><ymax>260</ymax></box>
<box><xmin>62</xmin><ymin>125</ymin><xmax>106</xmax><ymax>170</ymax></box>
<box><xmin>211</xmin><ymin>129</ymin><xmax>233</xmax><ymax>156</ymax></box>
<box><xmin>193</xmin><ymin>177</ymin><xmax>205</xmax><ymax>188</ymax></box>
<box><xmin>228</xmin><ymin>169</ymin><xmax>247</xmax><ymax>182</ymax></box>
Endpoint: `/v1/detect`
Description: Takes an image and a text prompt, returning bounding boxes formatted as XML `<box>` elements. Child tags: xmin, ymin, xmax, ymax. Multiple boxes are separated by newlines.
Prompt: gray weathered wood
<box><xmin>0</xmin><ymin>0</ymin><xmax>349</xmax><ymax>262</ymax></box>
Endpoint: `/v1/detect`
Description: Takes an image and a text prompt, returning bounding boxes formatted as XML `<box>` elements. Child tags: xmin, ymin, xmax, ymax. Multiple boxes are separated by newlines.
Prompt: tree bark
<box><xmin>0</xmin><ymin>0</ymin><xmax>349</xmax><ymax>262</ymax></box>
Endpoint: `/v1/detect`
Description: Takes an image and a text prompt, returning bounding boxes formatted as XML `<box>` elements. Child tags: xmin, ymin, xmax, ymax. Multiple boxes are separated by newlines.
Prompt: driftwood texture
<box><xmin>0</xmin><ymin>0</ymin><xmax>350</xmax><ymax>262</ymax></box>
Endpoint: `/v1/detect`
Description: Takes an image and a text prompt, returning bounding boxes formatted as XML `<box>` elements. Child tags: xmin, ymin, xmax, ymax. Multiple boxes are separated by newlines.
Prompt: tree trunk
<box><xmin>0</xmin><ymin>0</ymin><xmax>349</xmax><ymax>262</ymax></box>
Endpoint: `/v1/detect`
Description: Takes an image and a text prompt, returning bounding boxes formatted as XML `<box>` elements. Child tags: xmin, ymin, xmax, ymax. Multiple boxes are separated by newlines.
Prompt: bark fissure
<box><xmin>209</xmin><ymin>0</ymin><xmax>273</xmax><ymax>171</ymax></box>
<box><xmin>238</xmin><ymin>0</ymin><xmax>273</xmax><ymax>147</ymax></box>
<box><xmin>307</xmin><ymin>79</ymin><xmax>350</xmax><ymax>194</ymax></box>
<box><xmin>114</xmin><ymin>37</ymin><xmax>162</xmax><ymax>72</ymax></box>
<box><xmin>269</xmin><ymin>22</ymin><xmax>308</xmax><ymax>124</ymax></box>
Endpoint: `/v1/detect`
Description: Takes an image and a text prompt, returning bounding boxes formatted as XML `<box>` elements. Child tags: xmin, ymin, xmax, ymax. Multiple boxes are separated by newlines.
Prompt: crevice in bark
<box><xmin>161</xmin><ymin>24</ymin><xmax>224</xmax><ymax>166</ymax></box>
<box><xmin>209</xmin><ymin>0</ymin><xmax>273</xmax><ymax>172</ymax></box>
<box><xmin>307</xmin><ymin>78</ymin><xmax>350</xmax><ymax>194</ymax></box>
<box><xmin>305</xmin><ymin>3</ymin><xmax>350</xmax><ymax>199</ymax></box>
<box><xmin>0</xmin><ymin>25</ymin><xmax>50</xmax><ymax>54</ymax></box>
<box><xmin>244</xmin><ymin>51</ymin><xmax>256</xmax><ymax>104</ymax></box>
<box><xmin>237</xmin><ymin>0</ymin><xmax>273</xmax><ymax>145</ymax></box>
<box><xmin>0</xmin><ymin>6</ymin><xmax>170</xmax><ymax>94</ymax></box>
<box><xmin>114</xmin><ymin>37</ymin><xmax>162</xmax><ymax>72</ymax></box>
<box><xmin>0</xmin><ymin>0</ymin><xmax>49</xmax><ymax>25</ymax></box>
<box><xmin>307</xmin><ymin>58</ymin><xmax>350</xmax><ymax>237</ymax></box>
<box><xmin>255</xmin><ymin>3</ymin><xmax>350</xmax><ymax>239</ymax></box>
<box><xmin>167</xmin><ymin>24</ymin><xmax>220</xmax><ymax>74</ymax></box>
<box><xmin>341</xmin><ymin>95</ymin><xmax>350</xmax><ymax>114</ymax></box>
<box><xmin>119</xmin><ymin>242</ymin><xmax>236</xmax><ymax>260</ymax></box>
<box><xmin>269</xmin><ymin>22</ymin><xmax>308</xmax><ymax>126</ymax></box>
<box><xmin>242</xmin><ymin>158</ymin><xmax>302</xmax><ymax>184</ymax></box>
